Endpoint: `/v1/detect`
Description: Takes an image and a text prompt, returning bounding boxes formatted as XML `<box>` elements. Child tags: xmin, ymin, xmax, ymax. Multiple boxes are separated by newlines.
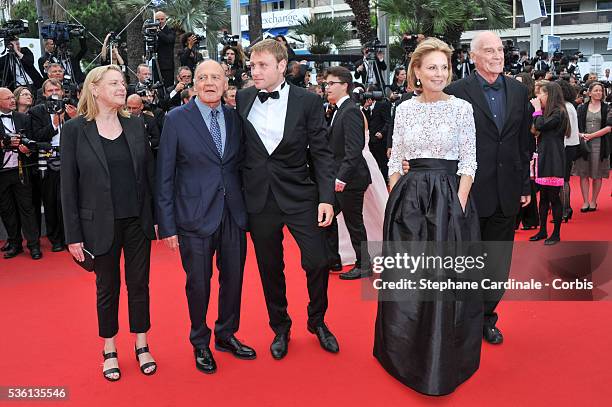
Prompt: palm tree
<box><xmin>377</xmin><ymin>0</ymin><xmax>511</xmax><ymax>47</ymax></box>
<box><xmin>294</xmin><ymin>17</ymin><xmax>350</xmax><ymax>54</ymax></box>
<box><xmin>248</xmin><ymin>0</ymin><xmax>263</xmax><ymax>45</ymax></box>
<box><xmin>345</xmin><ymin>0</ymin><xmax>374</xmax><ymax>45</ymax></box>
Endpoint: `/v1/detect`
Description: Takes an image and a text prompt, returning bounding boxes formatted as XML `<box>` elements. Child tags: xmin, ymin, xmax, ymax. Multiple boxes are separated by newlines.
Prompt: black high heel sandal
<box><xmin>102</xmin><ymin>351</ymin><xmax>121</xmax><ymax>382</ymax></box>
<box><xmin>135</xmin><ymin>345</ymin><xmax>157</xmax><ymax>376</ymax></box>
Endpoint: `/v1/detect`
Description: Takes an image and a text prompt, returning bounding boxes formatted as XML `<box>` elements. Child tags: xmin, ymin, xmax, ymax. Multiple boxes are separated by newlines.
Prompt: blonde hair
<box><xmin>250</xmin><ymin>39</ymin><xmax>288</xmax><ymax>63</ymax></box>
<box><xmin>406</xmin><ymin>37</ymin><xmax>453</xmax><ymax>92</ymax></box>
<box><xmin>534</xmin><ymin>79</ymin><xmax>549</xmax><ymax>96</ymax></box>
<box><xmin>13</xmin><ymin>86</ymin><xmax>33</xmax><ymax>104</ymax></box>
<box><xmin>77</xmin><ymin>65</ymin><xmax>129</xmax><ymax>121</ymax></box>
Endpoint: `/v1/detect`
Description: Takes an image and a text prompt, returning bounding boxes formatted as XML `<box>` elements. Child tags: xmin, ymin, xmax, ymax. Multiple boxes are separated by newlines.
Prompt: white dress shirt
<box><xmin>49</xmin><ymin>114</ymin><xmax>61</xmax><ymax>147</ymax></box>
<box><xmin>247</xmin><ymin>82</ymin><xmax>289</xmax><ymax>155</ymax></box>
<box><xmin>331</xmin><ymin>94</ymin><xmax>352</xmax><ymax>186</ymax></box>
<box><xmin>1</xmin><ymin>114</ymin><xmax>19</xmax><ymax>169</ymax></box>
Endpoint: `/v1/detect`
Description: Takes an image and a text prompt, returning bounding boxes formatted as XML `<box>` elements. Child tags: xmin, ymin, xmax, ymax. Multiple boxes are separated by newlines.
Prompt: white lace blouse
<box><xmin>388</xmin><ymin>96</ymin><xmax>477</xmax><ymax>179</ymax></box>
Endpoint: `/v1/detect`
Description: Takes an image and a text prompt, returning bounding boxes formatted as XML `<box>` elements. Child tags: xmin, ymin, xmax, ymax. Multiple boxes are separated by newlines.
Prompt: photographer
<box><xmin>221</xmin><ymin>45</ymin><xmax>245</xmax><ymax>88</ymax></box>
<box><xmin>0</xmin><ymin>87</ymin><xmax>42</xmax><ymax>259</ymax></box>
<box><xmin>535</xmin><ymin>52</ymin><xmax>551</xmax><ymax>73</ymax></box>
<box><xmin>0</xmin><ymin>36</ymin><xmax>43</xmax><ymax>91</ymax></box>
<box><xmin>362</xmin><ymin>85</ymin><xmax>392</xmax><ymax>182</ymax></box>
<box><xmin>100</xmin><ymin>33</ymin><xmax>127</xmax><ymax>68</ymax></box>
<box><xmin>162</xmin><ymin>66</ymin><xmax>192</xmax><ymax>110</ymax></box>
<box><xmin>34</xmin><ymin>63</ymin><xmax>65</xmax><ymax>105</ymax></box>
<box><xmin>355</xmin><ymin>46</ymin><xmax>387</xmax><ymax>87</ymax></box>
<box><xmin>140</xmin><ymin>89</ymin><xmax>165</xmax><ymax>132</ymax></box>
<box><xmin>387</xmin><ymin>67</ymin><xmax>407</xmax><ymax>101</ymax></box>
<box><xmin>154</xmin><ymin>11</ymin><xmax>176</xmax><ymax>87</ymax></box>
<box><xmin>28</xmin><ymin>78</ymin><xmax>77</xmax><ymax>252</ymax></box>
<box><xmin>126</xmin><ymin>94</ymin><xmax>160</xmax><ymax>156</ymax></box>
<box><xmin>127</xmin><ymin>64</ymin><xmax>152</xmax><ymax>96</ymax></box>
<box><xmin>454</xmin><ymin>47</ymin><xmax>474</xmax><ymax>79</ymax></box>
<box><xmin>42</xmin><ymin>36</ymin><xmax>87</xmax><ymax>85</ymax></box>
<box><xmin>178</xmin><ymin>32</ymin><xmax>203</xmax><ymax>73</ymax></box>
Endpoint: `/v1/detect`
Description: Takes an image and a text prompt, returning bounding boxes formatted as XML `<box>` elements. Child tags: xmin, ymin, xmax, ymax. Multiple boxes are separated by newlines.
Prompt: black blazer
<box><xmin>367</xmin><ymin>100</ymin><xmax>392</xmax><ymax>145</ymax></box>
<box><xmin>0</xmin><ymin>111</ymin><xmax>35</xmax><ymax>181</ymax></box>
<box><xmin>0</xmin><ymin>48</ymin><xmax>43</xmax><ymax>90</ymax></box>
<box><xmin>60</xmin><ymin>115</ymin><xmax>156</xmax><ymax>256</ymax></box>
<box><xmin>445</xmin><ymin>73</ymin><xmax>532</xmax><ymax>218</ymax></box>
<box><xmin>577</xmin><ymin>102</ymin><xmax>610</xmax><ymax>162</ymax></box>
<box><xmin>236</xmin><ymin>84</ymin><xmax>335</xmax><ymax>214</ymax></box>
<box><xmin>28</xmin><ymin>104</ymin><xmax>68</xmax><ymax>143</ymax></box>
<box><xmin>157</xmin><ymin>26</ymin><xmax>176</xmax><ymax>71</ymax></box>
<box><xmin>534</xmin><ymin>111</ymin><xmax>567</xmax><ymax>178</ymax></box>
<box><xmin>329</xmin><ymin>100</ymin><xmax>371</xmax><ymax>191</ymax></box>
<box><xmin>140</xmin><ymin>112</ymin><xmax>160</xmax><ymax>151</ymax></box>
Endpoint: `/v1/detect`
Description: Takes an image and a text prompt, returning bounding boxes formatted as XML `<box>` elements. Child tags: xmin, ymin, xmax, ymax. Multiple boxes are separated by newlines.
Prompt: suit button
<box><xmin>499</xmin><ymin>163</ymin><xmax>503</xmax><ymax>167</ymax></box>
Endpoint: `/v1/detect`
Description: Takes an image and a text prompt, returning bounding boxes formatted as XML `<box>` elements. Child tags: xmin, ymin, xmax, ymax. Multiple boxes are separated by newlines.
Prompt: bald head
<box><xmin>193</xmin><ymin>60</ymin><xmax>228</xmax><ymax>108</ymax></box>
<box><xmin>154</xmin><ymin>11</ymin><xmax>167</xmax><ymax>27</ymax></box>
<box><xmin>126</xmin><ymin>94</ymin><xmax>144</xmax><ymax>116</ymax></box>
<box><xmin>0</xmin><ymin>87</ymin><xmax>16</xmax><ymax>112</ymax></box>
<box><xmin>469</xmin><ymin>31</ymin><xmax>504</xmax><ymax>80</ymax></box>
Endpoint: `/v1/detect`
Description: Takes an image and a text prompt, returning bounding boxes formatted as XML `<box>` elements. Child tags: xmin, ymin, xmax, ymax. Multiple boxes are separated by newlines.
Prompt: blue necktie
<box><xmin>209</xmin><ymin>109</ymin><xmax>223</xmax><ymax>157</ymax></box>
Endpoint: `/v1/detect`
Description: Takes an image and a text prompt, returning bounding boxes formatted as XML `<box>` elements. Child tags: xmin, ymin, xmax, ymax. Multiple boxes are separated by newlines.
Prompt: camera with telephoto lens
<box><xmin>108</xmin><ymin>31</ymin><xmax>120</xmax><ymax>45</ymax></box>
<box><xmin>220</xmin><ymin>31</ymin><xmax>239</xmax><ymax>47</ymax></box>
<box><xmin>1</xmin><ymin>131</ymin><xmax>38</xmax><ymax>152</ymax></box>
<box><xmin>142</xmin><ymin>19</ymin><xmax>160</xmax><ymax>51</ymax></box>
<box><xmin>358</xmin><ymin>91</ymin><xmax>385</xmax><ymax>102</ymax></box>
<box><xmin>41</xmin><ymin>22</ymin><xmax>86</xmax><ymax>45</ymax></box>
<box><xmin>0</xmin><ymin>20</ymin><xmax>29</xmax><ymax>39</ymax></box>
<box><xmin>135</xmin><ymin>79</ymin><xmax>164</xmax><ymax>97</ymax></box>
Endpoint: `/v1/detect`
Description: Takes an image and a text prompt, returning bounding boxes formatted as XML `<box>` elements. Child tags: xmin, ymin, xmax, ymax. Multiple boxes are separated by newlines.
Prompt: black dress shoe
<box><xmin>30</xmin><ymin>247</ymin><xmax>43</xmax><ymax>260</ymax></box>
<box><xmin>270</xmin><ymin>332</ymin><xmax>290</xmax><ymax>360</ymax></box>
<box><xmin>194</xmin><ymin>347</ymin><xmax>217</xmax><ymax>374</ymax></box>
<box><xmin>51</xmin><ymin>243</ymin><xmax>65</xmax><ymax>252</ymax></box>
<box><xmin>3</xmin><ymin>246</ymin><xmax>23</xmax><ymax>259</ymax></box>
<box><xmin>588</xmin><ymin>204</ymin><xmax>597</xmax><ymax>212</ymax></box>
<box><xmin>215</xmin><ymin>335</ymin><xmax>256</xmax><ymax>360</ymax></box>
<box><xmin>528</xmin><ymin>232</ymin><xmax>547</xmax><ymax>242</ymax></box>
<box><xmin>1</xmin><ymin>241</ymin><xmax>10</xmax><ymax>252</ymax></box>
<box><xmin>544</xmin><ymin>237</ymin><xmax>560</xmax><ymax>246</ymax></box>
<box><xmin>307</xmin><ymin>323</ymin><xmax>339</xmax><ymax>353</ymax></box>
<box><xmin>339</xmin><ymin>266</ymin><xmax>373</xmax><ymax>280</ymax></box>
<box><xmin>483</xmin><ymin>326</ymin><xmax>504</xmax><ymax>344</ymax></box>
<box><xmin>329</xmin><ymin>263</ymin><xmax>343</xmax><ymax>272</ymax></box>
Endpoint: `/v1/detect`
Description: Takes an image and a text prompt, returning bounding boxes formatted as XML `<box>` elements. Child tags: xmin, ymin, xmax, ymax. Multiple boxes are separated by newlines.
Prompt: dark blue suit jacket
<box><xmin>156</xmin><ymin>99</ymin><xmax>247</xmax><ymax>238</ymax></box>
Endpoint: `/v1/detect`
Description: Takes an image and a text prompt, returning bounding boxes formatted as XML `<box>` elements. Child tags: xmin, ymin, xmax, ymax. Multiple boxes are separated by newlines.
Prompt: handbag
<box><xmin>72</xmin><ymin>247</ymin><xmax>95</xmax><ymax>272</ymax></box>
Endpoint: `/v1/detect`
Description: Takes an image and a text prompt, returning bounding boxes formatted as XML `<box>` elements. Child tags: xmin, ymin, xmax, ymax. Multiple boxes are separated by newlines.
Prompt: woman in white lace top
<box><xmin>374</xmin><ymin>38</ymin><xmax>483</xmax><ymax>397</ymax></box>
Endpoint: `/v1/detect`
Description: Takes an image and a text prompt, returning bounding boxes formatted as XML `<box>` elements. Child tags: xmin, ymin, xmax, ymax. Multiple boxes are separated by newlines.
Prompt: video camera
<box><xmin>358</xmin><ymin>90</ymin><xmax>385</xmax><ymax>102</ymax></box>
<box><xmin>0</xmin><ymin>20</ymin><xmax>29</xmax><ymax>39</ymax></box>
<box><xmin>41</xmin><ymin>22</ymin><xmax>86</xmax><ymax>45</ymax></box>
<box><xmin>400</xmin><ymin>34</ymin><xmax>419</xmax><ymax>54</ymax></box>
<box><xmin>220</xmin><ymin>31</ymin><xmax>239</xmax><ymax>47</ymax></box>
<box><xmin>364</xmin><ymin>39</ymin><xmax>387</xmax><ymax>61</ymax></box>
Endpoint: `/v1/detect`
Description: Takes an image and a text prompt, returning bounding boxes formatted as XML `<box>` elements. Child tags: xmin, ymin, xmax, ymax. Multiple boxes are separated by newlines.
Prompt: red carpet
<box><xmin>1</xmin><ymin>177</ymin><xmax>611</xmax><ymax>406</ymax></box>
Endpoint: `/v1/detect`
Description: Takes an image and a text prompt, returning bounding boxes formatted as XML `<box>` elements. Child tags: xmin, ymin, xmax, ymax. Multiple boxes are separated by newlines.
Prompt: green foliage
<box><xmin>294</xmin><ymin>17</ymin><xmax>350</xmax><ymax>54</ymax></box>
<box><xmin>377</xmin><ymin>0</ymin><xmax>511</xmax><ymax>46</ymax></box>
<box><xmin>10</xmin><ymin>0</ymin><xmax>40</xmax><ymax>38</ymax></box>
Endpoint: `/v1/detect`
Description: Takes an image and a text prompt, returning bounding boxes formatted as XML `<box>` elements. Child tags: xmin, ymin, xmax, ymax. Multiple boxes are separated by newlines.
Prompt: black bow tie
<box><xmin>483</xmin><ymin>81</ymin><xmax>502</xmax><ymax>91</ymax></box>
<box><xmin>0</xmin><ymin>114</ymin><xmax>12</xmax><ymax>119</ymax></box>
<box><xmin>327</xmin><ymin>104</ymin><xmax>337</xmax><ymax>113</ymax></box>
<box><xmin>258</xmin><ymin>90</ymin><xmax>280</xmax><ymax>103</ymax></box>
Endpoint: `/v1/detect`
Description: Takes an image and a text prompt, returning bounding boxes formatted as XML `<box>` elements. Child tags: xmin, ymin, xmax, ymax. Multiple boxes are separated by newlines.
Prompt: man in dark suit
<box><xmin>0</xmin><ymin>87</ymin><xmax>42</xmax><ymax>259</ymax></box>
<box><xmin>162</xmin><ymin>66</ymin><xmax>193</xmax><ymax>110</ymax></box>
<box><xmin>154</xmin><ymin>11</ymin><xmax>176</xmax><ymax>87</ymax></box>
<box><xmin>29</xmin><ymin>79</ymin><xmax>78</xmax><ymax>252</ymax></box>
<box><xmin>354</xmin><ymin>47</ymin><xmax>387</xmax><ymax>87</ymax></box>
<box><xmin>126</xmin><ymin>94</ymin><xmax>160</xmax><ymax>157</ymax></box>
<box><xmin>324</xmin><ymin>66</ymin><xmax>372</xmax><ymax>280</ymax></box>
<box><xmin>363</xmin><ymin>85</ymin><xmax>392</xmax><ymax>182</ymax></box>
<box><xmin>236</xmin><ymin>39</ymin><xmax>337</xmax><ymax>360</ymax></box>
<box><xmin>37</xmin><ymin>37</ymin><xmax>87</xmax><ymax>84</ymax></box>
<box><xmin>127</xmin><ymin>64</ymin><xmax>152</xmax><ymax>96</ymax></box>
<box><xmin>156</xmin><ymin>60</ymin><xmax>255</xmax><ymax>374</ymax></box>
<box><xmin>445</xmin><ymin>31</ymin><xmax>532</xmax><ymax>345</ymax></box>
<box><xmin>0</xmin><ymin>37</ymin><xmax>43</xmax><ymax>91</ymax></box>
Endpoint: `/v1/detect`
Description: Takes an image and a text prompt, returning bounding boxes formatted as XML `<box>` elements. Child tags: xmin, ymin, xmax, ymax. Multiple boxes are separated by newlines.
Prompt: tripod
<box><xmin>0</xmin><ymin>44</ymin><xmax>32</xmax><ymax>90</ymax></box>
<box><xmin>364</xmin><ymin>55</ymin><xmax>385</xmax><ymax>89</ymax></box>
<box><xmin>144</xmin><ymin>40</ymin><xmax>166</xmax><ymax>99</ymax></box>
<box><xmin>56</xmin><ymin>42</ymin><xmax>77</xmax><ymax>85</ymax></box>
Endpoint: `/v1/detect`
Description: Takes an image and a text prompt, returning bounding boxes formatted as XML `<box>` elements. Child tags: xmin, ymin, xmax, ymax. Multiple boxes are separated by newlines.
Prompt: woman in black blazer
<box><xmin>61</xmin><ymin>65</ymin><xmax>157</xmax><ymax>381</ymax></box>
<box><xmin>529</xmin><ymin>81</ymin><xmax>570</xmax><ymax>245</ymax></box>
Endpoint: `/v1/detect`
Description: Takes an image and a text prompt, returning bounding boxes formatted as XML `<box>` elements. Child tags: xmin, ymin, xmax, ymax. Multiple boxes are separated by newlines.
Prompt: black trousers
<box><xmin>0</xmin><ymin>168</ymin><xmax>40</xmax><ymax>249</ymax></box>
<box><xmin>326</xmin><ymin>188</ymin><xmax>371</xmax><ymax>268</ymax></box>
<box><xmin>30</xmin><ymin>172</ymin><xmax>41</xmax><ymax>237</ymax></box>
<box><xmin>95</xmin><ymin>217</ymin><xmax>151</xmax><ymax>338</ymax></box>
<box><xmin>515</xmin><ymin>180</ymin><xmax>539</xmax><ymax>229</ymax></box>
<box><xmin>480</xmin><ymin>205</ymin><xmax>516</xmax><ymax>329</ymax></box>
<box><xmin>249</xmin><ymin>192</ymin><xmax>330</xmax><ymax>335</ymax></box>
<box><xmin>160</xmin><ymin>68</ymin><xmax>175</xmax><ymax>88</ymax></box>
<box><xmin>369</xmin><ymin>141</ymin><xmax>389</xmax><ymax>182</ymax></box>
<box><xmin>178</xmin><ymin>207</ymin><xmax>246</xmax><ymax>349</ymax></box>
<box><xmin>41</xmin><ymin>169</ymin><xmax>64</xmax><ymax>245</ymax></box>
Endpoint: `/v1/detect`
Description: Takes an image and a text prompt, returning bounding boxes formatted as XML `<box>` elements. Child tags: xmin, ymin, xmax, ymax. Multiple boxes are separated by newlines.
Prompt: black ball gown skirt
<box><xmin>373</xmin><ymin>159</ymin><xmax>483</xmax><ymax>396</ymax></box>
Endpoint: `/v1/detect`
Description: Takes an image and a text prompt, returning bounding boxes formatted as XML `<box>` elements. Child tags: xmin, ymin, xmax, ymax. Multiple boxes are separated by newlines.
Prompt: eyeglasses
<box><xmin>326</xmin><ymin>81</ymin><xmax>346</xmax><ymax>87</ymax></box>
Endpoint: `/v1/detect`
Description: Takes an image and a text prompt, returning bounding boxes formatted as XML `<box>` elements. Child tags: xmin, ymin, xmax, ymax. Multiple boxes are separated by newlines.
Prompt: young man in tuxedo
<box><xmin>0</xmin><ymin>87</ymin><xmax>42</xmax><ymax>259</ymax></box>
<box><xmin>363</xmin><ymin>85</ymin><xmax>392</xmax><ymax>183</ymax></box>
<box><xmin>157</xmin><ymin>60</ymin><xmax>255</xmax><ymax>374</ymax></box>
<box><xmin>235</xmin><ymin>39</ymin><xmax>338</xmax><ymax>359</ymax></box>
<box><xmin>445</xmin><ymin>31</ymin><xmax>532</xmax><ymax>345</ymax></box>
<box><xmin>324</xmin><ymin>66</ymin><xmax>372</xmax><ymax>280</ymax></box>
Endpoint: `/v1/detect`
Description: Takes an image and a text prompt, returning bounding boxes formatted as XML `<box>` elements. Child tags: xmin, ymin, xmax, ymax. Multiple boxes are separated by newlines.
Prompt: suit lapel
<box><xmin>465</xmin><ymin>73</ymin><xmax>497</xmax><ymax>132</ymax></box>
<box><xmin>84</xmin><ymin>120</ymin><xmax>110</xmax><ymax>176</ymax></box>
<box><xmin>222</xmin><ymin>105</ymin><xmax>233</xmax><ymax>160</ymax></box>
<box><xmin>185</xmin><ymin>99</ymin><xmax>222</xmax><ymax>161</ymax></box>
<box><xmin>276</xmin><ymin>84</ymin><xmax>304</xmax><ymax>152</ymax></box>
<box><xmin>119</xmin><ymin>115</ymin><xmax>139</xmax><ymax>178</ymax></box>
<box><xmin>239</xmin><ymin>87</ymin><xmax>269</xmax><ymax>155</ymax></box>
